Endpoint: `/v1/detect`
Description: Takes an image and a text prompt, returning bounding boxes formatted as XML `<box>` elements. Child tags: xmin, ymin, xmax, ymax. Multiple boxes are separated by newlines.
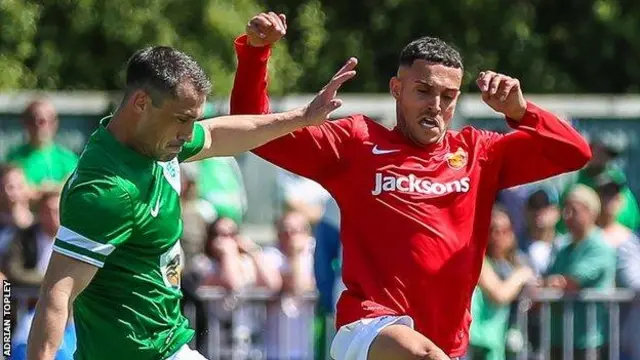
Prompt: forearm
<box><xmin>230</xmin><ymin>34</ymin><xmax>270</xmax><ymax>115</ymax></box>
<box><xmin>27</xmin><ymin>292</ymin><xmax>70</xmax><ymax>360</ymax></box>
<box><xmin>250</xmin><ymin>252</ymin><xmax>282</xmax><ymax>291</ymax></box>
<box><xmin>485</xmin><ymin>272</ymin><xmax>528</xmax><ymax>305</ymax></box>
<box><xmin>496</xmin><ymin>102</ymin><xmax>591</xmax><ymax>189</ymax></box>
<box><xmin>196</xmin><ymin>109</ymin><xmax>308</xmax><ymax>158</ymax></box>
<box><xmin>216</xmin><ymin>255</ymin><xmax>245</xmax><ymax>290</ymax></box>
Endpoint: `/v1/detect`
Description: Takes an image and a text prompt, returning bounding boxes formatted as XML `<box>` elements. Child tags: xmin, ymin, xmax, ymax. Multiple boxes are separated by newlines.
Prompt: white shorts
<box><xmin>330</xmin><ymin>315</ymin><xmax>414</xmax><ymax>360</ymax></box>
<box><xmin>164</xmin><ymin>344</ymin><xmax>208</xmax><ymax>360</ymax></box>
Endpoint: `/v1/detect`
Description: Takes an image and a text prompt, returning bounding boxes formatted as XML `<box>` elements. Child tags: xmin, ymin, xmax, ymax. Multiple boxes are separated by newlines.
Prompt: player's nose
<box><xmin>423</xmin><ymin>96</ymin><xmax>442</xmax><ymax>115</ymax></box>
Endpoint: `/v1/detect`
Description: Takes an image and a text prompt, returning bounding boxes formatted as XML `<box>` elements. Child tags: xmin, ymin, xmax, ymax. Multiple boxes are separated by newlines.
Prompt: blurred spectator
<box><xmin>0</xmin><ymin>165</ymin><xmax>34</xmax><ymax>276</ymax></box>
<box><xmin>197</xmin><ymin>156</ymin><xmax>248</xmax><ymax>225</ymax></box>
<box><xmin>615</xmin><ymin>230</ymin><xmax>640</xmax><ymax>360</ymax></box>
<box><xmin>313</xmin><ymin>196</ymin><xmax>343</xmax><ymax>313</ymax></box>
<box><xmin>277</xmin><ymin>169</ymin><xmax>330</xmax><ymax>225</ymax></box>
<box><xmin>497</xmin><ymin>182</ymin><xmax>545</xmax><ymax>243</ymax></box>
<box><xmin>179</xmin><ymin>162</ymin><xmax>216</xmax><ymax>272</ymax></box>
<box><xmin>594</xmin><ymin>171</ymin><xmax>634</xmax><ymax>248</ymax></box>
<box><xmin>0</xmin><ymin>164</ymin><xmax>34</xmax><ymax>230</ymax></box>
<box><xmin>264</xmin><ymin>211</ymin><xmax>315</xmax><ymax>295</ymax></box>
<box><xmin>543</xmin><ymin>184</ymin><xmax>616</xmax><ymax>359</ymax></box>
<box><xmin>192</xmin><ymin>217</ymin><xmax>280</xmax><ymax>291</ymax></box>
<box><xmin>523</xmin><ymin>188</ymin><xmax>563</xmax><ymax>276</ymax></box>
<box><xmin>558</xmin><ymin>137</ymin><xmax>639</xmax><ymax>232</ymax></box>
<box><xmin>2</xmin><ymin>189</ymin><xmax>60</xmax><ymax>286</ymax></box>
<box><xmin>189</xmin><ymin>217</ymin><xmax>279</xmax><ymax>356</ymax></box>
<box><xmin>177</xmin><ymin>162</ymin><xmax>217</xmax><ymax>352</ymax></box>
<box><xmin>5</xmin><ymin>99</ymin><xmax>78</xmax><ymax>190</ymax></box>
<box><xmin>312</xmin><ymin>196</ymin><xmax>343</xmax><ymax>360</ymax></box>
<box><xmin>263</xmin><ymin>211</ymin><xmax>316</xmax><ymax>360</ymax></box>
<box><xmin>469</xmin><ymin>206</ymin><xmax>534</xmax><ymax>360</ymax></box>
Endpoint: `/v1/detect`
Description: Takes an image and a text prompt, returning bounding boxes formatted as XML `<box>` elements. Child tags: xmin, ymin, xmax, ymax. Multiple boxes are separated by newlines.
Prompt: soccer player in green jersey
<box><xmin>27</xmin><ymin>12</ymin><xmax>356</xmax><ymax>360</ymax></box>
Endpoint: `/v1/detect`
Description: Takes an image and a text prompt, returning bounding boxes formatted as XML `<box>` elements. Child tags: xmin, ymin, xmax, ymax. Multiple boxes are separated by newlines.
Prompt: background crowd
<box><xmin>0</xmin><ymin>97</ymin><xmax>639</xmax><ymax>360</ymax></box>
<box><xmin>3</xmin><ymin>0</ymin><xmax>640</xmax><ymax>359</ymax></box>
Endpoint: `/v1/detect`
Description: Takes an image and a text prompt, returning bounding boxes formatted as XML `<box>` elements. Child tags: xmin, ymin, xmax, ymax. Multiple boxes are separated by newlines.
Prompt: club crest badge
<box><xmin>446</xmin><ymin>147</ymin><xmax>468</xmax><ymax>170</ymax></box>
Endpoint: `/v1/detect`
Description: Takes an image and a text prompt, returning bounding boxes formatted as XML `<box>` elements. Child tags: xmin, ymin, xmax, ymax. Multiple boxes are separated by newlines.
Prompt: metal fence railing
<box><xmin>514</xmin><ymin>288</ymin><xmax>637</xmax><ymax>360</ymax></box>
<box><xmin>192</xmin><ymin>287</ymin><xmax>320</xmax><ymax>360</ymax></box>
<box><xmin>6</xmin><ymin>286</ymin><xmax>639</xmax><ymax>360</ymax></box>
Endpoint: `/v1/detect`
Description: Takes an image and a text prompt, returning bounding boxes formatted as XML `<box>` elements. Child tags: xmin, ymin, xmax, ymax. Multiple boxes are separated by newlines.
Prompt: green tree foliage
<box><xmin>0</xmin><ymin>0</ymin><xmax>638</xmax><ymax>94</ymax></box>
<box><xmin>0</xmin><ymin>0</ymin><xmax>301</xmax><ymax>95</ymax></box>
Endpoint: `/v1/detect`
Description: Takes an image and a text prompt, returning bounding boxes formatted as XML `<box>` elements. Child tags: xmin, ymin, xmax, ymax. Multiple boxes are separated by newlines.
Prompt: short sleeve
<box><xmin>178</xmin><ymin>122</ymin><xmax>206</xmax><ymax>163</ymax></box>
<box><xmin>53</xmin><ymin>179</ymin><xmax>134</xmax><ymax>268</ymax></box>
<box><xmin>571</xmin><ymin>242</ymin><xmax>616</xmax><ymax>287</ymax></box>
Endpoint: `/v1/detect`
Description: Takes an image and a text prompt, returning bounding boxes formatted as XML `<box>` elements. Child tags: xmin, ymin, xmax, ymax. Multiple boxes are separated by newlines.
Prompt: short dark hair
<box><xmin>124</xmin><ymin>46</ymin><xmax>212</xmax><ymax>106</ymax></box>
<box><xmin>399</xmin><ymin>37</ymin><xmax>463</xmax><ymax>70</ymax></box>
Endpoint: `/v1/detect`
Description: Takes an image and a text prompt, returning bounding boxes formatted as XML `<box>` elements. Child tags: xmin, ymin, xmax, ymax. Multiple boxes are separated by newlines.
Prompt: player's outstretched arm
<box><xmin>227</xmin><ymin>12</ymin><xmax>363</xmax><ymax>183</ymax></box>
<box><xmin>230</xmin><ymin>11</ymin><xmax>287</xmax><ymax>116</ymax></box>
<box><xmin>27</xmin><ymin>253</ymin><xmax>98</xmax><ymax>360</ymax></box>
<box><xmin>476</xmin><ymin>71</ymin><xmax>591</xmax><ymax>189</ymax></box>
<box><xmin>184</xmin><ymin>57</ymin><xmax>357</xmax><ymax>161</ymax></box>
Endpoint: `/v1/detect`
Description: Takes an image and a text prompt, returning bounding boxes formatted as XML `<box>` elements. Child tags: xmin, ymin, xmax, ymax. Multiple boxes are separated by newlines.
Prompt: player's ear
<box><xmin>130</xmin><ymin>90</ymin><xmax>150</xmax><ymax>114</ymax></box>
<box><xmin>389</xmin><ymin>76</ymin><xmax>401</xmax><ymax>100</ymax></box>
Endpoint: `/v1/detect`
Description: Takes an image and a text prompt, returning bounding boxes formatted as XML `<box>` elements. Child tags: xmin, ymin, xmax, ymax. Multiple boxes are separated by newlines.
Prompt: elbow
<box><xmin>567</xmin><ymin>136</ymin><xmax>592</xmax><ymax>171</ymax></box>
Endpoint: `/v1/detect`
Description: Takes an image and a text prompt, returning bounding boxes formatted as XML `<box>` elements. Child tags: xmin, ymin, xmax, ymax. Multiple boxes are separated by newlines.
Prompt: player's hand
<box><xmin>302</xmin><ymin>57</ymin><xmax>358</xmax><ymax>126</ymax></box>
<box><xmin>246</xmin><ymin>12</ymin><xmax>287</xmax><ymax>47</ymax></box>
<box><xmin>477</xmin><ymin>71</ymin><xmax>527</xmax><ymax>121</ymax></box>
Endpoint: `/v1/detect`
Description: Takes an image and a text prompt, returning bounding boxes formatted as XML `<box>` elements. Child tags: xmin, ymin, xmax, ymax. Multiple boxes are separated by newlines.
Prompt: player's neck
<box><xmin>107</xmin><ymin>110</ymin><xmax>148</xmax><ymax>158</ymax></box>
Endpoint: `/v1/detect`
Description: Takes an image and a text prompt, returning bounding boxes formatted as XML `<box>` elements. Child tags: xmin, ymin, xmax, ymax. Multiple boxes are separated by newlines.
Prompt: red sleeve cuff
<box><xmin>234</xmin><ymin>34</ymin><xmax>271</xmax><ymax>63</ymax></box>
<box><xmin>506</xmin><ymin>101</ymin><xmax>542</xmax><ymax>130</ymax></box>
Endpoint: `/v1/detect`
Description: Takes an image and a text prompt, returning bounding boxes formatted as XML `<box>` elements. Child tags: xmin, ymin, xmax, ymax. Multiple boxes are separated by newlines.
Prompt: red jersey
<box><xmin>230</xmin><ymin>35</ymin><xmax>591</xmax><ymax>357</ymax></box>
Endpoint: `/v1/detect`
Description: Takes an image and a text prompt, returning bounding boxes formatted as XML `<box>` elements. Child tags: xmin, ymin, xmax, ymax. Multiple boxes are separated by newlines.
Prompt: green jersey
<box><xmin>6</xmin><ymin>142</ymin><xmax>78</xmax><ymax>187</ymax></box>
<box><xmin>53</xmin><ymin>118</ymin><xmax>206</xmax><ymax>360</ymax></box>
<box><xmin>545</xmin><ymin>229</ymin><xmax>616</xmax><ymax>349</ymax></box>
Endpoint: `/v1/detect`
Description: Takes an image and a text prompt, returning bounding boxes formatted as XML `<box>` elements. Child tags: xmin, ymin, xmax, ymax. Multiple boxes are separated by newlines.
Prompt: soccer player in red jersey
<box><xmin>231</xmin><ymin>12</ymin><xmax>592</xmax><ymax>360</ymax></box>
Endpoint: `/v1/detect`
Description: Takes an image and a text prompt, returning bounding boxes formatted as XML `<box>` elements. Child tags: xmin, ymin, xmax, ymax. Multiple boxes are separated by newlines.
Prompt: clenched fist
<box><xmin>476</xmin><ymin>71</ymin><xmax>527</xmax><ymax>121</ymax></box>
<box><xmin>246</xmin><ymin>12</ymin><xmax>287</xmax><ymax>47</ymax></box>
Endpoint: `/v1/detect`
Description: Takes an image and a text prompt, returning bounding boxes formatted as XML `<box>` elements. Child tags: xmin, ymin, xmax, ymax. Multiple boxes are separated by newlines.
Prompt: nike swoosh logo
<box><xmin>150</xmin><ymin>197</ymin><xmax>160</xmax><ymax>217</ymax></box>
<box><xmin>372</xmin><ymin>145</ymin><xmax>400</xmax><ymax>155</ymax></box>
